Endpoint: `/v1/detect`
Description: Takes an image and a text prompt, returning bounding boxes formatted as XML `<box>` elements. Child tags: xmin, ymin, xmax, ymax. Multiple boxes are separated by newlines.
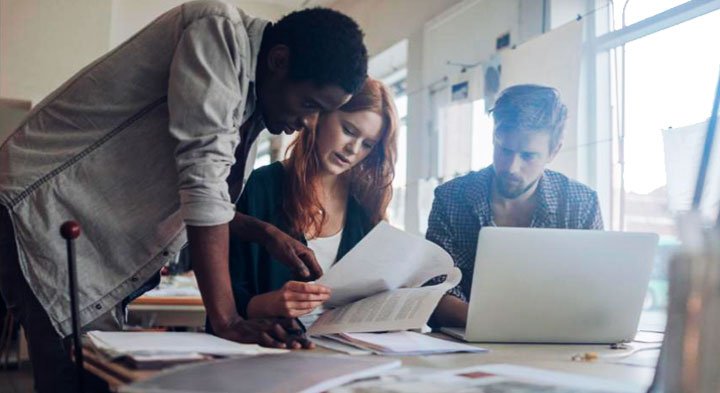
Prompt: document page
<box><xmin>317</xmin><ymin>222</ymin><xmax>461</xmax><ymax>307</ymax></box>
<box><xmin>308</xmin><ymin>287</ymin><xmax>445</xmax><ymax>335</ymax></box>
<box><xmin>329</xmin><ymin>363</ymin><xmax>641</xmax><ymax>393</ymax></box>
<box><xmin>337</xmin><ymin>331</ymin><xmax>486</xmax><ymax>355</ymax></box>
<box><xmin>87</xmin><ymin>331</ymin><xmax>286</xmax><ymax>359</ymax></box>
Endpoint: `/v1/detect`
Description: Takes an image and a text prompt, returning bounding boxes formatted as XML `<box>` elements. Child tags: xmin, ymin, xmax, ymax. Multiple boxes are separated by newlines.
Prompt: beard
<box><xmin>495</xmin><ymin>173</ymin><xmax>538</xmax><ymax>199</ymax></box>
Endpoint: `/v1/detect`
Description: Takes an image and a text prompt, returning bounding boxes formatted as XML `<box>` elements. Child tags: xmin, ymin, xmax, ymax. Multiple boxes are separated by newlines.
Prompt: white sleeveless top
<box><xmin>301</xmin><ymin>230</ymin><xmax>344</xmax><ymax>327</ymax></box>
<box><xmin>307</xmin><ymin>229</ymin><xmax>344</xmax><ymax>274</ymax></box>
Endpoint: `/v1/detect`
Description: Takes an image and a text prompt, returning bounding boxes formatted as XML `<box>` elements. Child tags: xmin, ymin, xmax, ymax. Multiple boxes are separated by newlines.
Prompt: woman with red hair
<box><xmin>227</xmin><ymin>78</ymin><xmax>398</xmax><ymax>328</ymax></box>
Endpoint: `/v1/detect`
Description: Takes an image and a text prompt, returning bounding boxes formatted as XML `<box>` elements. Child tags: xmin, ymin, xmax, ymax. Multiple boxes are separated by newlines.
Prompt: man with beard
<box><xmin>426</xmin><ymin>84</ymin><xmax>603</xmax><ymax>327</ymax></box>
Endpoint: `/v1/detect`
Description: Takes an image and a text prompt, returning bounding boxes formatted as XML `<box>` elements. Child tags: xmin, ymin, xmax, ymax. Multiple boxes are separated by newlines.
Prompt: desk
<box><xmin>83</xmin><ymin>334</ymin><xmax>657</xmax><ymax>392</ymax></box>
<box><xmin>127</xmin><ymin>296</ymin><xmax>205</xmax><ymax>329</ymax></box>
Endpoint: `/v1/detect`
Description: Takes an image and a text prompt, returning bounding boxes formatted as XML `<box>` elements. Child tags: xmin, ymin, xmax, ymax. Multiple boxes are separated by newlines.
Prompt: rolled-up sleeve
<box><xmin>168</xmin><ymin>16</ymin><xmax>244</xmax><ymax>226</ymax></box>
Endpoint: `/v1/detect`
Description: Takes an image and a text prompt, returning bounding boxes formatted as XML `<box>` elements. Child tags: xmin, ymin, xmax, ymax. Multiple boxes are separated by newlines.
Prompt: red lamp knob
<box><xmin>60</xmin><ymin>221</ymin><xmax>81</xmax><ymax>240</ymax></box>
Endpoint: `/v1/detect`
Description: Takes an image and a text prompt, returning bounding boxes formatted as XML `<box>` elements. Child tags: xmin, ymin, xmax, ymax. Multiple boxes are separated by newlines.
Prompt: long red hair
<box><xmin>283</xmin><ymin>78</ymin><xmax>398</xmax><ymax>238</ymax></box>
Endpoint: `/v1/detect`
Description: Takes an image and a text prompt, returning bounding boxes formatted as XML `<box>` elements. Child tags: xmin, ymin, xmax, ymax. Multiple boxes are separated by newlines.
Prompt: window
<box><xmin>437</xmin><ymin>99</ymin><xmax>493</xmax><ymax>178</ymax></box>
<box><xmin>388</xmin><ymin>78</ymin><xmax>408</xmax><ymax>229</ymax></box>
<box><xmin>595</xmin><ymin>1</ymin><xmax>720</xmax><ymax>330</ymax></box>
<box><xmin>616</xmin><ymin>8</ymin><xmax>720</xmax><ymax>237</ymax></box>
<box><xmin>611</xmin><ymin>0</ymin><xmax>688</xmax><ymax>28</ymax></box>
<box><xmin>472</xmin><ymin>100</ymin><xmax>494</xmax><ymax>171</ymax></box>
<box><xmin>253</xmin><ymin>133</ymin><xmax>272</xmax><ymax>169</ymax></box>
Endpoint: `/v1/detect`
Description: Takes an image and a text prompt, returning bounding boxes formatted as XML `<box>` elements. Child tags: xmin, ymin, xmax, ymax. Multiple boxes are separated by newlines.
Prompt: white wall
<box><xmin>329</xmin><ymin>0</ymin><xmax>461</xmax><ymax>57</ymax></box>
<box><xmin>422</xmin><ymin>0</ymin><xmax>525</xmax><ymax>89</ymax></box>
<box><xmin>110</xmin><ymin>0</ymin><xmax>291</xmax><ymax>47</ymax></box>
<box><xmin>0</xmin><ymin>0</ymin><xmax>112</xmax><ymax>104</ymax></box>
<box><xmin>0</xmin><ymin>0</ymin><xmax>291</xmax><ymax>106</ymax></box>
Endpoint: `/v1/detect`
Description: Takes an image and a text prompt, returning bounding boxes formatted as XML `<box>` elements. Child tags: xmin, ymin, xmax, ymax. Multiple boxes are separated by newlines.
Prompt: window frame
<box><xmin>585</xmin><ymin>0</ymin><xmax>720</xmax><ymax>230</ymax></box>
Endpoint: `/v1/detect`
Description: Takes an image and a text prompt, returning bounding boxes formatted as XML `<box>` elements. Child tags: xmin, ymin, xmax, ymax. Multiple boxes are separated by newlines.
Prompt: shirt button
<box><xmin>162</xmin><ymin>250</ymin><xmax>170</xmax><ymax>257</ymax></box>
<box><xmin>131</xmin><ymin>275</ymin><xmax>139</xmax><ymax>282</ymax></box>
<box><xmin>95</xmin><ymin>304</ymin><xmax>102</xmax><ymax>310</ymax></box>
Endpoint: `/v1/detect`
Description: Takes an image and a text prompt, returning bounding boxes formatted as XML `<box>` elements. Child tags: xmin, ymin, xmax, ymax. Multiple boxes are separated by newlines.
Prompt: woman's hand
<box><xmin>247</xmin><ymin>281</ymin><xmax>331</xmax><ymax>318</ymax></box>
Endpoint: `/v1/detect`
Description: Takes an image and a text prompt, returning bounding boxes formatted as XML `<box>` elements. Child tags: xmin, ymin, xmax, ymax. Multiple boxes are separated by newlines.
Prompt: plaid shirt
<box><xmin>426</xmin><ymin>166</ymin><xmax>603</xmax><ymax>301</ymax></box>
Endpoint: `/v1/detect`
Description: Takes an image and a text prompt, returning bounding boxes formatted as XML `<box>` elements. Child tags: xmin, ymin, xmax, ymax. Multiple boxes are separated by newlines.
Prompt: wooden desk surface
<box><xmin>127</xmin><ymin>296</ymin><xmax>206</xmax><ymax>329</ymax></box>
<box><xmin>83</xmin><ymin>334</ymin><xmax>657</xmax><ymax>392</ymax></box>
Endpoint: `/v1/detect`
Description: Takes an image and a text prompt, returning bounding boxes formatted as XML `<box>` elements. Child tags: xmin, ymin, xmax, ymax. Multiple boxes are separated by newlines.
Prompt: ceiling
<box><xmin>252</xmin><ymin>0</ymin><xmax>338</xmax><ymax>10</ymax></box>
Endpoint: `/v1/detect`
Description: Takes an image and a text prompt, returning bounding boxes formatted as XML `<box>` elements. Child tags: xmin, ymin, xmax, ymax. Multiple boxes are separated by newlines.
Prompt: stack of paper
<box><xmin>87</xmin><ymin>331</ymin><xmax>286</xmax><ymax>368</ymax></box>
<box><xmin>319</xmin><ymin>331</ymin><xmax>486</xmax><ymax>356</ymax></box>
<box><xmin>330</xmin><ymin>363</ymin><xmax>643</xmax><ymax>393</ymax></box>
<box><xmin>309</xmin><ymin>222</ymin><xmax>462</xmax><ymax>336</ymax></box>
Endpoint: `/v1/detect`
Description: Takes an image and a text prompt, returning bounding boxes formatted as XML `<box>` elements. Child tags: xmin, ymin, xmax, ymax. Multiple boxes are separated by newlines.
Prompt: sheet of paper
<box><xmin>308</xmin><ymin>287</ymin><xmax>444</xmax><ymax>335</ymax></box>
<box><xmin>87</xmin><ymin>331</ymin><xmax>286</xmax><ymax>359</ymax></box>
<box><xmin>466</xmin><ymin>364</ymin><xmax>644</xmax><ymax>392</ymax></box>
<box><xmin>317</xmin><ymin>222</ymin><xmax>461</xmax><ymax>307</ymax></box>
<box><xmin>311</xmin><ymin>336</ymin><xmax>373</xmax><ymax>356</ymax></box>
<box><xmin>330</xmin><ymin>363</ymin><xmax>643</xmax><ymax>393</ymax></box>
<box><xmin>338</xmin><ymin>331</ymin><xmax>486</xmax><ymax>355</ymax></box>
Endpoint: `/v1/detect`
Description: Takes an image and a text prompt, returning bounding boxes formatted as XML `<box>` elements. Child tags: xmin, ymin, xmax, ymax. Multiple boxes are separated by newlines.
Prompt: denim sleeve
<box><xmin>426</xmin><ymin>187</ymin><xmax>468</xmax><ymax>302</ymax></box>
<box><xmin>168</xmin><ymin>16</ymin><xmax>244</xmax><ymax>227</ymax></box>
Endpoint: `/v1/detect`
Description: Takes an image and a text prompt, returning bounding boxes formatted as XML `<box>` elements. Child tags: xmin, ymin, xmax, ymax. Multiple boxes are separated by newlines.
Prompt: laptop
<box><xmin>441</xmin><ymin>227</ymin><xmax>658</xmax><ymax>344</ymax></box>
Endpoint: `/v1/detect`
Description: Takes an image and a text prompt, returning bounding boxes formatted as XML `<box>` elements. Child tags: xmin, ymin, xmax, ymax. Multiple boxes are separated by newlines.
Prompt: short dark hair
<box><xmin>266</xmin><ymin>8</ymin><xmax>368</xmax><ymax>94</ymax></box>
<box><xmin>492</xmin><ymin>84</ymin><xmax>567</xmax><ymax>150</ymax></box>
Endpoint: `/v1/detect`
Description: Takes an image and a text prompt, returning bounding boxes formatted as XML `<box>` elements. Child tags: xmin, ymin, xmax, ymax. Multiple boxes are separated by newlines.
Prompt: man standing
<box><xmin>0</xmin><ymin>1</ymin><xmax>367</xmax><ymax>391</ymax></box>
<box><xmin>426</xmin><ymin>84</ymin><xmax>603</xmax><ymax>327</ymax></box>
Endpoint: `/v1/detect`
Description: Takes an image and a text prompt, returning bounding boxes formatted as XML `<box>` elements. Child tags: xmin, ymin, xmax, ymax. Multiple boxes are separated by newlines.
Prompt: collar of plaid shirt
<box><xmin>463</xmin><ymin>166</ymin><xmax>563</xmax><ymax>228</ymax></box>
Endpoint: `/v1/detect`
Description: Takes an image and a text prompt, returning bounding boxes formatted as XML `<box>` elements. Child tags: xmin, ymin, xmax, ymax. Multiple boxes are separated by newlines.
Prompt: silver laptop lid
<box><xmin>465</xmin><ymin>227</ymin><xmax>658</xmax><ymax>343</ymax></box>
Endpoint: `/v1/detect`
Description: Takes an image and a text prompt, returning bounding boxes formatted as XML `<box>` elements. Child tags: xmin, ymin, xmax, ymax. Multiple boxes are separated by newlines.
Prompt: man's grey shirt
<box><xmin>426</xmin><ymin>166</ymin><xmax>604</xmax><ymax>302</ymax></box>
<box><xmin>0</xmin><ymin>1</ymin><xmax>268</xmax><ymax>336</ymax></box>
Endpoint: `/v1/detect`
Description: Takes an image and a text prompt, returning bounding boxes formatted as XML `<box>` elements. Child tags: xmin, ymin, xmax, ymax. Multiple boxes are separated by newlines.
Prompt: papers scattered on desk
<box><xmin>87</xmin><ymin>331</ymin><xmax>286</xmax><ymax>364</ymax></box>
<box><xmin>330</xmin><ymin>364</ymin><xmax>644</xmax><ymax>393</ymax></box>
<box><xmin>310</xmin><ymin>222</ymin><xmax>461</xmax><ymax>335</ymax></box>
<box><xmin>311</xmin><ymin>336</ymin><xmax>373</xmax><ymax>356</ymax></box>
<box><xmin>121</xmin><ymin>353</ymin><xmax>401</xmax><ymax>393</ymax></box>
<box><xmin>320</xmin><ymin>331</ymin><xmax>486</xmax><ymax>356</ymax></box>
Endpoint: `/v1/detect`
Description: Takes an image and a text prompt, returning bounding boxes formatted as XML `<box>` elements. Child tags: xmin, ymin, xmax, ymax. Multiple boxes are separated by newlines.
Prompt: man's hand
<box><xmin>212</xmin><ymin>314</ymin><xmax>314</xmax><ymax>349</ymax></box>
<box><xmin>247</xmin><ymin>281</ymin><xmax>331</xmax><ymax>318</ymax></box>
<box><xmin>262</xmin><ymin>226</ymin><xmax>323</xmax><ymax>280</ymax></box>
<box><xmin>229</xmin><ymin>213</ymin><xmax>323</xmax><ymax>281</ymax></box>
<box><xmin>430</xmin><ymin>294</ymin><xmax>468</xmax><ymax>328</ymax></box>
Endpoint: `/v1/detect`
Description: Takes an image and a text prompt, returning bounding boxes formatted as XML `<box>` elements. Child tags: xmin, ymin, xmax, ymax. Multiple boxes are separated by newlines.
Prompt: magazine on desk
<box><xmin>307</xmin><ymin>222</ymin><xmax>461</xmax><ymax>336</ymax></box>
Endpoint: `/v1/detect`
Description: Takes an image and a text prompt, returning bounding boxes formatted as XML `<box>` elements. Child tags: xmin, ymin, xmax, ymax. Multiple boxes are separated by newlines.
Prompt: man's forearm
<box><xmin>186</xmin><ymin>224</ymin><xmax>237</xmax><ymax>329</ymax></box>
<box><xmin>229</xmin><ymin>212</ymin><xmax>275</xmax><ymax>244</ymax></box>
<box><xmin>432</xmin><ymin>294</ymin><xmax>469</xmax><ymax>328</ymax></box>
<box><xmin>230</xmin><ymin>212</ymin><xmax>321</xmax><ymax>280</ymax></box>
